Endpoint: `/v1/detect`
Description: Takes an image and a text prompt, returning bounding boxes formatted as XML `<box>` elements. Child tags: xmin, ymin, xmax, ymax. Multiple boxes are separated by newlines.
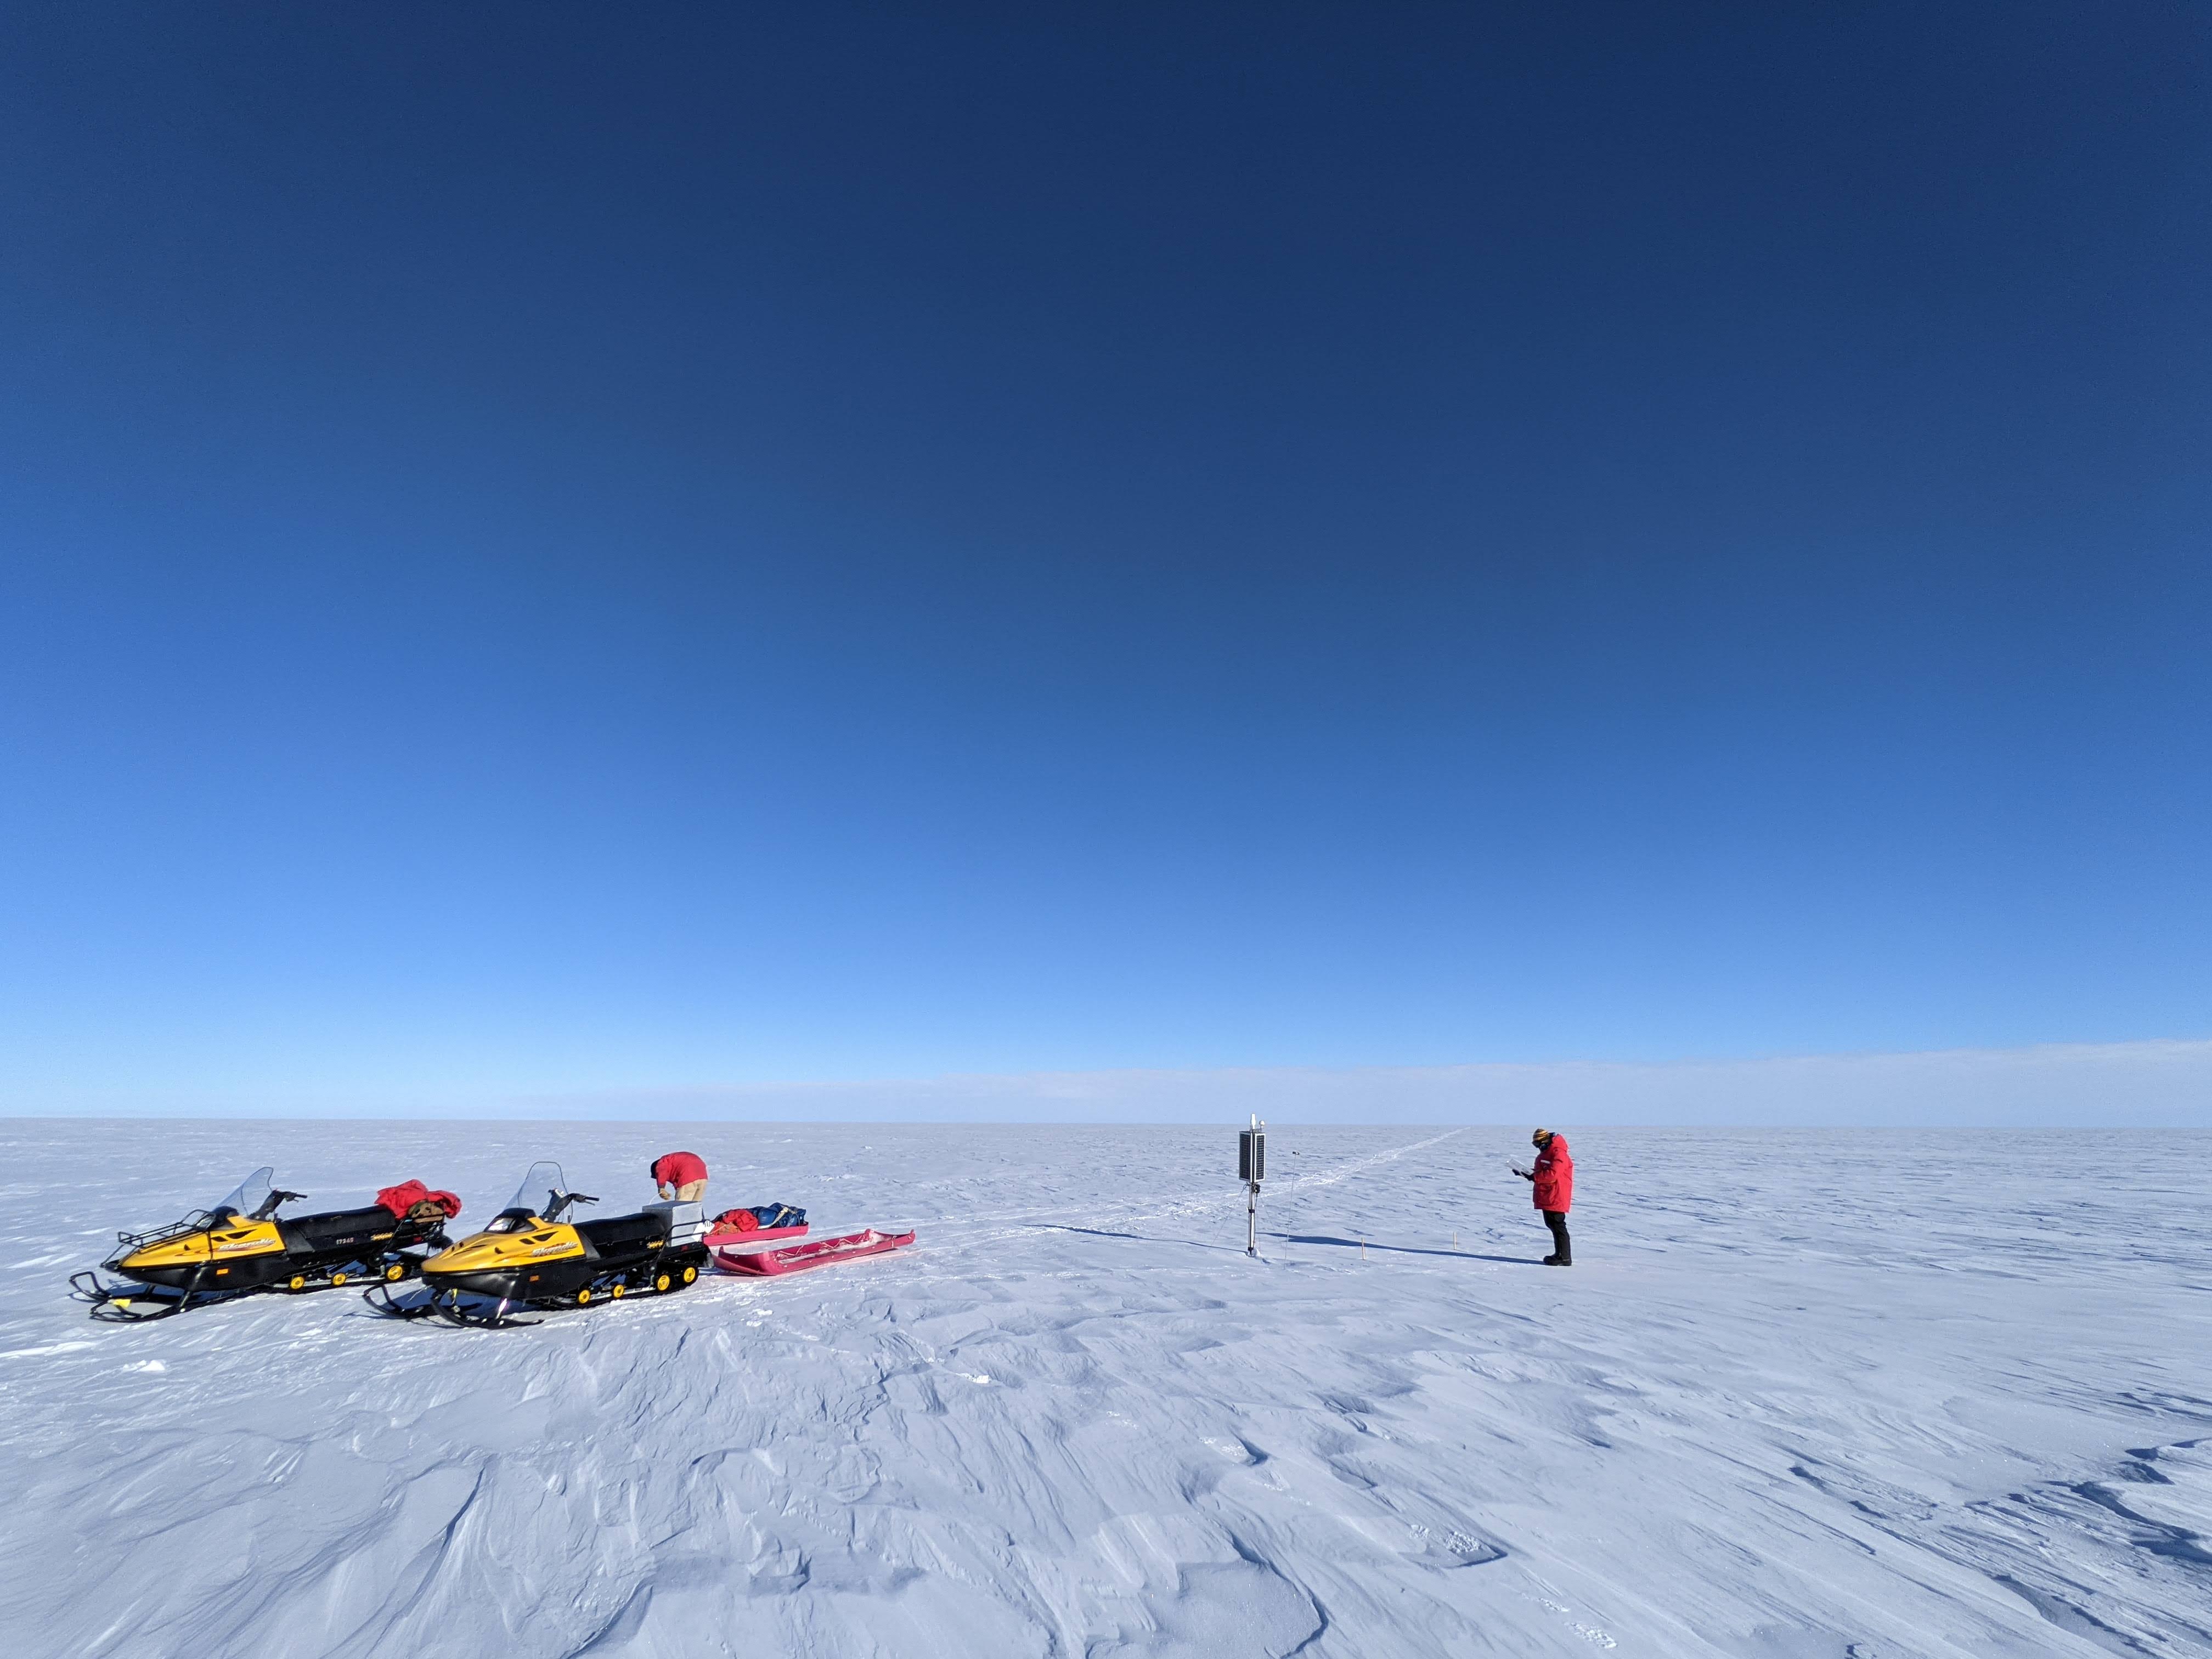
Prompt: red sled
<box><xmin>712</xmin><ymin>1226</ymin><xmax>916</xmax><ymax>1277</ymax></box>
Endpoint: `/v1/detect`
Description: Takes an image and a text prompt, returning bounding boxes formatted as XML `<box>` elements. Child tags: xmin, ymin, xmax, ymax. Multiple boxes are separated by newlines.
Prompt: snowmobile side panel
<box><xmin>418</xmin><ymin>1221</ymin><xmax>590</xmax><ymax>1283</ymax></box>
<box><xmin>115</xmin><ymin>1218</ymin><xmax>287</xmax><ymax>1284</ymax></box>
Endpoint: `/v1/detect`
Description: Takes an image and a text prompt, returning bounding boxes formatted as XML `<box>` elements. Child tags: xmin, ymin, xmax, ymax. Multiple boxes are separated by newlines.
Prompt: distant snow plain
<box><xmin>2</xmin><ymin>1121</ymin><xmax>2206</xmax><ymax>1658</ymax></box>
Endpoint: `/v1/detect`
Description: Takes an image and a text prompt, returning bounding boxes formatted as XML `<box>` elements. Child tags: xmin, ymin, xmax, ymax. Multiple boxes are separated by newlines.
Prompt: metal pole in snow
<box><xmin>1240</xmin><ymin>1114</ymin><xmax>1265</xmax><ymax>1257</ymax></box>
<box><xmin>1247</xmin><ymin>1113</ymin><xmax>1258</xmax><ymax>1256</ymax></box>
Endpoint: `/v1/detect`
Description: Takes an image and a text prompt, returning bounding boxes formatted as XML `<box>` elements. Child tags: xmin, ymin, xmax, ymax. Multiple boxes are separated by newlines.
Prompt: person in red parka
<box><xmin>1513</xmin><ymin>1128</ymin><xmax>1573</xmax><ymax>1266</ymax></box>
<box><xmin>650</xmin><ymin>1150</ymin><xmax>709</xmax><ymax>1204</ymax></box>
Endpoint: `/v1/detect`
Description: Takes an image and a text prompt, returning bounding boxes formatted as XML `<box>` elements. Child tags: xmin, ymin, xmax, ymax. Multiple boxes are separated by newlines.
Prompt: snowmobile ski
<box><xmin>364</xmin><ymin>1282</ymin><xmax>546</xmax><ymax>1329</ymax></box>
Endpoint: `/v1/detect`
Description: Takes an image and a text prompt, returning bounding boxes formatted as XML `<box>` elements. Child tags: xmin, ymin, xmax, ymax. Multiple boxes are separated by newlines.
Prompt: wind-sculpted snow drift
<box><xmin>2</xmin><ymin>1122</ymin><xmax>2207</xmax><ymax>1657</ymax></box>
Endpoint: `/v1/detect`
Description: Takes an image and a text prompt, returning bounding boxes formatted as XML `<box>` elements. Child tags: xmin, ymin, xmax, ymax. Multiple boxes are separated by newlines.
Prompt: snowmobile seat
<box><xmin>577</xmin><ymin>1215</ymin><xmax>664</xmax><ymax>1252</ymax></box>
<box><xmin>285</xmin><ymin>1206</ymin><xmax>400</xmax><ymax>1249</ymax></box>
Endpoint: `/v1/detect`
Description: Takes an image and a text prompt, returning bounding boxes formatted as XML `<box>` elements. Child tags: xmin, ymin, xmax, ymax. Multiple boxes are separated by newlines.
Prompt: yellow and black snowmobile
<box><xmin>71</xmin><ymin>1166</ymin><xmax>456</xmax><ymax>1323</ymax></box>
<box><xmin>365</xmin><ymin>1160</ymin><xmax>710</xmax><ymax>1328</ymax></box>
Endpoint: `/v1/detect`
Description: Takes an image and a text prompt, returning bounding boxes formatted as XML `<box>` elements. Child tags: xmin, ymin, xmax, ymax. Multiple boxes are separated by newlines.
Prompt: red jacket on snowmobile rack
<box><xmin>1531</xmin><ymin>1135</ymin><xmax>1572</xmax><ymax>1212</ymax></box>
<box><xmin>374</xmin><ymin>1181</ymin><xmax>463</xmax><ymax>1221</ymax></box>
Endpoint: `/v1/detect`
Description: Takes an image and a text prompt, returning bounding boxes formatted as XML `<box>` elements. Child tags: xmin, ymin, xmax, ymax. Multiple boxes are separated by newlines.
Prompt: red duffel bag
<box><xmin>376</xmin><ymin>1180</ymin><xmax>464</xmax><ymax>1221</ymax></box>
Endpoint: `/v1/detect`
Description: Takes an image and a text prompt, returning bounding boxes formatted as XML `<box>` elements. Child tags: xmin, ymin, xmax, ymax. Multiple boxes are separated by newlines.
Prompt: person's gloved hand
<box><xmin>1512</xmin><ymin>1166</ymin><xmax>1533</xmax><ymax>1180</ymax></box>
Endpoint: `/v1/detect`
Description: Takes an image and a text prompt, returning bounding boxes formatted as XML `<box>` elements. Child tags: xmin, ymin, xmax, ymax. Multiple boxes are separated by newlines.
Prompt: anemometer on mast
<box><xmin>1238</xmin><ymin>1115</ymin><xmax>1266</xmax><ymax>1256</ymax></box>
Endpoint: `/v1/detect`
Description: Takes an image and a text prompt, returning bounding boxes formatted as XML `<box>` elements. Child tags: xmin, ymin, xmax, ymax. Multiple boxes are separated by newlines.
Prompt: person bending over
<box><xmin>1513</xmin><ymin>1129</ymin><xmax>1573</xmax><ymax>1266</ymax></box>
<box><xmin>651</xmin><ymin>1150</ymin><xmax>709</xmax><ymax>1204</ymax></box>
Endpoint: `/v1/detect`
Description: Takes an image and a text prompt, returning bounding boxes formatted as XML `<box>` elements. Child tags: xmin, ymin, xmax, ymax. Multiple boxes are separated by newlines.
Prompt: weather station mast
<box><xmin>1239</xmin><ymin>1115</ymin><xmax>1266</xmax><ymax>1256</ymax></box>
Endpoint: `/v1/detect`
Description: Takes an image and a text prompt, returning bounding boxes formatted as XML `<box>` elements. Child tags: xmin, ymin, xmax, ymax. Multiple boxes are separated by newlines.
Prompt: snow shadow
<box><xmin>1035</xmin><ymin>1223</ymin><xmax>1248</xmax><ymax>1255</ymax></box>
<box><xmin>1273</xmin><ymin>1233</ymin><xmax>1538</xmax><ymax>1266</ymax></box>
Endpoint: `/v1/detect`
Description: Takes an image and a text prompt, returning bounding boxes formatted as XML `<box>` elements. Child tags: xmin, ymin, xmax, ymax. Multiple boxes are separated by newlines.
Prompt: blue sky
<box><xmin>3</xmin><ymin>5</ymin><xmax>2207</xmax><ymax>1112</ymax></box>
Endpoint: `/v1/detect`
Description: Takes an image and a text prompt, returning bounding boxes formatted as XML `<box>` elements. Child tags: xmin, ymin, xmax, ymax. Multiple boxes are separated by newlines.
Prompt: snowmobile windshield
<box><xmin>508</xmin><ymin>1161</ymin><xmax>571</xmax><ymax>1217</ymax></box>
<box><xmin>213</xmin><ymin>1166</ymin><xmax>276</xmax><ymax>1221</ymax></box>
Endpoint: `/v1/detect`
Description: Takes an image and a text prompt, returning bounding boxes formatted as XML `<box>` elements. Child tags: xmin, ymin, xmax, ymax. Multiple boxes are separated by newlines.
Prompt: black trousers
<box><xmin>1543</xmin><ymin>1210</ymin><xmax>1571</xmax><ymax>1263</ymax></box>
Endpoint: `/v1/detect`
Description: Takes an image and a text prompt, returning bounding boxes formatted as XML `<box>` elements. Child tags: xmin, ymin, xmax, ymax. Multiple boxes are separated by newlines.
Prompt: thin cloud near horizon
<box><xmin>14</xmin><ymin>1039</ymin><xmax>2207</xmax><ymax>1127</ymax></box>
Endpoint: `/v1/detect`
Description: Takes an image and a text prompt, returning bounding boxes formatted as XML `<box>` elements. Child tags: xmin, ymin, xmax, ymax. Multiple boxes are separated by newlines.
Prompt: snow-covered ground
<box><xmin>3</xmin><ymin>1121</ymin><xmax>2207</xmax><ymax>1658</ymax></box>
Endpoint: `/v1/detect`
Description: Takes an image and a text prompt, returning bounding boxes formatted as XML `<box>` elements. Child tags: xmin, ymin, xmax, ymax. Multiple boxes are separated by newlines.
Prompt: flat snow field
<box><xmin>3</xmin><ymin>1124</ymin><xmax>2208</xmax><ymax>1659</ymax></box>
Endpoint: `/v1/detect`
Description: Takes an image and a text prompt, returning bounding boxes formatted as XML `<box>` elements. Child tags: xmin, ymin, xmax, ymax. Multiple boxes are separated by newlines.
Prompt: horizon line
<box><xmin>8</xmin><ymin>1037</ymin><xmax>2208</xmax><ymax>1126</ymax></box>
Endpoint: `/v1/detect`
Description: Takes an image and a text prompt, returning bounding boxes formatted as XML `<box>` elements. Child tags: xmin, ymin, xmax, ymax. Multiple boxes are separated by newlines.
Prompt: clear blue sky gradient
<box><xmin>3</xmin><ymin>5</ymin><xmax>2207</xmax><ymax>1101</ymax></box>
